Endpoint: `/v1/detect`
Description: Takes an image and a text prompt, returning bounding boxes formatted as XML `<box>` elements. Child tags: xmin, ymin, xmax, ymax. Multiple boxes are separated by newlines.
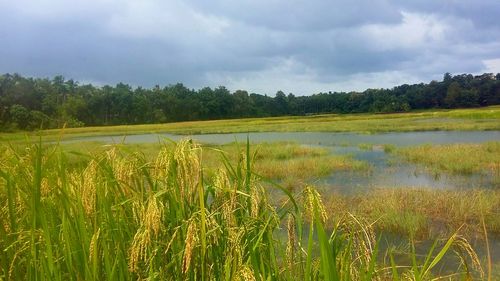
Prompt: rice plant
<box><xmin>0</xmin><ymin>139</ymin><xmax>485</xmax><ymax>280</ymax></box>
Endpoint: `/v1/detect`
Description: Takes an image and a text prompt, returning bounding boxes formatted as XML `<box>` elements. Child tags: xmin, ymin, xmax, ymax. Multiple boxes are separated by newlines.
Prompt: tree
<box><xmin>274</xmin><ymin>91</ymin><xmax>288</xmax><ymax>115</ymax></box>
<box><xmin>444</xmin><ymin>82</ymin><xmax>462</xmax><ymax>108</ymax></box>
<box><xmin>9</xmin><ymin>104</ymin><xmax>31</xmax><ymax>129</ymax></box>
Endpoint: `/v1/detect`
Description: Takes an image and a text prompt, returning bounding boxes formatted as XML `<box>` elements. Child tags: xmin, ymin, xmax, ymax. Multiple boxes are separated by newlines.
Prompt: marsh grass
<box><xmin>394</xmin><ymin>142</ymin><xmax>500</xmax><ymax>183</ymax></box>
<box><xmin>0</xmin><ymin>140</ymin><xmax>486</xmax><ymax>280</ymax></box>
<box><xmin>208</xmin><ymin>142</ymin><xmax>368</xmax><ymax>183</ymax></box>
<box><xmin>323</xmin><ymin>188</ymin><xmax>500</xmax><ymax>239</ymax></box>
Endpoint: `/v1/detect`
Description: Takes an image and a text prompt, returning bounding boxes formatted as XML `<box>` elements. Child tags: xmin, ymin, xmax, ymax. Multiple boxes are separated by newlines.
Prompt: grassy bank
<box><xmin>0</xmin><ymin>140</ymin><xmax>487</xmax><ymax>280</ymax></box>
<box><xmin>1</xmin><ymin>106</ymin><xmax>499</xmax><ymax>142</ymax></box>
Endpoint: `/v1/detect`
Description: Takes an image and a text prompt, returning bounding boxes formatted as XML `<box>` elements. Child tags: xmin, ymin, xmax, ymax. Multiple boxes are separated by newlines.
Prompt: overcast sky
<box><xmin>1</xmin><ymin>0</ymin><xmax>500</xmax><ymax>95</ymax></box>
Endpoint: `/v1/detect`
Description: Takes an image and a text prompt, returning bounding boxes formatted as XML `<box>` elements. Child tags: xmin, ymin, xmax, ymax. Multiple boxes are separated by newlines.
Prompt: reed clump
<box><xmin>0</xmin><ymin>140</ymin><xmax>486</xmax><ymax>280</ymax></box>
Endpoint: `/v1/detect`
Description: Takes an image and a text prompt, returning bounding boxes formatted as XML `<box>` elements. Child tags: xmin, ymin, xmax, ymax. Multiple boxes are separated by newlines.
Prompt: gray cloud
<box><xmin>0</xmin><ymin>0</ymin><xmax>499</xmax><ymax>94</ymax></box>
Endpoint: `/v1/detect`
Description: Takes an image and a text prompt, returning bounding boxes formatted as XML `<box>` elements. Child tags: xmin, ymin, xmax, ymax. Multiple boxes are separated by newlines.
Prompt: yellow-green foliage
<box><xmin>395</xmin><ymin>142</ymin><xmax>500</xmax><ymax>177</ymax></box>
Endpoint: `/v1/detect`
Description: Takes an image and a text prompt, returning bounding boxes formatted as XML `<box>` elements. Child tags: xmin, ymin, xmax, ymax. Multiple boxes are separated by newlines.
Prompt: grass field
<box><xmin>1</xmin><ymin>106</ymin><xmax>499</xmax><ymax>142</ymax></box>
<box><xmin>0</xmin><ymin>140</ymin><xmax>489</xmax><ymax>280</ymax></box>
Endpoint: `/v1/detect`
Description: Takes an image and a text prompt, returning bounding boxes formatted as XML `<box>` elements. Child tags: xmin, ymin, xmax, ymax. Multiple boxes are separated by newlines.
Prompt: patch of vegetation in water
<box><xmin>392</xmin><ymin>142</ymin><xmax>500</xmax><ymax>184</ymax></box>
<box><xmin>322</xmin><ymin>188</ymin><xmax>500</xmax><ymax>240</ymax></box>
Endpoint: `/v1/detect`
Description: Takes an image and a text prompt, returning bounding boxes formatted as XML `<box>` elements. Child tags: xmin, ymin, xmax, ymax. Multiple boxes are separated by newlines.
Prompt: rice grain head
<box><xmin>303</xmin><ymin>186</ymin><xmax>328</xmax><ymax>223</ymax></box>
<box><xmin>174</xmin><ymin>139</ymin><xmax>201</xmax><ymax>203</ymax></box>
<box><xmin>89</xmin><ymin>228</ymin><xmax>101</xmax><ymax>261</ymax></box>
<box><xmin>128</xmin><ymin>229</ymin><xmax>151</xmax><ymax>273</ymax></box>
<box><xmin>82</xmin><ymin>160</ymin><xmax>98</xmax><ymax>216</ymax></box>
<box><xmin>237</xmin><ymin>266</ymin><xmax>256</xmax><ymax>281</ymax></box>
<box><xmin>182</xmin><ymin>219</ymin><xmax>198</xmax><ymax>274</ymax></box>
<box><xmin>286</xmin><ymin>213</ymin><xmax>296</xmax><ymax>272</ymax></box>
<box><xmin>144</xmin><ymin>195</ymin><xmax>163</xmax><ymax>237</ymax></box>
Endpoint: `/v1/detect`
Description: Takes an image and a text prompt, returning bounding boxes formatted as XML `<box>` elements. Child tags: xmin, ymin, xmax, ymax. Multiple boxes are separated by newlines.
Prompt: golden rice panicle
<box><xmin>153</xmin><ymin>146</ymin><xmax>172</xmax><ymax>180</ymax></box>
<box><xmin>113</xmin><ymin>157</ymin><xmax>136</xmax><ymax>186</ymax></box>
<box><xmin>40</xmin><ymin>177</ymin><xmax>51</xmax><ymax>197</ymax></box>
<box><xmin>173</xmin><ymin>139</ymin><xmax>201</xmax><ymax>202</ymax></box>
<box><xmin>213</xmin><ymin>169</ymin><xmax>237</xmax><ymax>227</ymax></box>
<box><xmin>249</xmin><ymin>184</ymin><xmax>260</xmax><ymax>218</ymax></box>
<box><xmin>236</xmin><ymin>266</ymin><xmax>256</xmax><ymax>281</ymax></box>
<box><xmin>454</xmin><ymin>235</ymin><xmax>484</xmax><ymax>278</ymax></box>
<box><xmin>182</xmin><ymin>219</ymin><xmax>199</xmax><ymax>274</ymax></box>
<box><xmin>128</xmin><ymin>196</ymin><xmax>163</xmax><ymax>272</ymax></box>
<box><xmin>103</xmin><ymin>147</ymin><xmax>137</xmax><ymax>186</ymax></box>
<box><xmin>303</xmin><ymin>185</ymin><xmax>328</xmax><ymax>223</ymax></box>
<box><xmin>214</xmin><ymin>168</ymin><xmax>231</xmax><ymax>191</ymax></box>
<box><xmin>224</xmin><ymin>228</ymin><xmax>244</xmax><ymax>274</ymax></box>
<box><xmin>81</xmin><ymin>160</ymin><xmax>98</xmax><ymax>216</ymax></box>
<box><xmin>144</xmin><ymin>195</ymin><xmax>163</xmax><ymax>237</ymax></box>
<box><xmin>89</xmin><ymin>228</ymin><xmax>101</xmax><ymax>261</ymax></box>
<box><xmin>105</xmin><ymin>146</ymin><xmax>118</xmax><ymax>162</ymax></box>
<box><xmin>286</xmin><ymin>213</ymin><xmax>296</xmax><ymax>272</ymax></box>
<box><xmin>341</xmin><ymin>213</ymin><xmax>376</xmax><ymax>278</ymax></box>
<box><xmin>0</xmin><ymin>146</ymin><xmax>15</xmax><ymax>170</ymax></box>
<box><xmin>131</xmin><ymin>200</ymin><xmax>144</xmax><ymax>226</ymax></box>
<box><xmin>128</xmin><ymin>228</ymin><xmax>151</xmax><ymax>273</ymax></box>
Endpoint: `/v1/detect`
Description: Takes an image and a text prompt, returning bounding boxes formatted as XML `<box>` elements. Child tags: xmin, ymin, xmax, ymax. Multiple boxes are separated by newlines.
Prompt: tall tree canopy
<box><xmin>0</xmin><ymin>72</ymin><xmax>499</xmax><ymax>131</ymax></box>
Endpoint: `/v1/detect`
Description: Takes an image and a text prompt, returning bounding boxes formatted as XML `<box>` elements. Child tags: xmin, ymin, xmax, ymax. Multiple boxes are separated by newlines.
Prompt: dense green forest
<box><xmin>1</xmin><ymin>72</ymin><xmax>499</xmax><ymax>131</ymax></box>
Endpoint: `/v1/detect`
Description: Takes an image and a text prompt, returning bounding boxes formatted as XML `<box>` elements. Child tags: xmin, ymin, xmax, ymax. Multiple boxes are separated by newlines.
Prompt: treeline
<box><xmin>1</xmin><ymin>72</ymin><xmax>499</xmax><ymax>130</ymax></box>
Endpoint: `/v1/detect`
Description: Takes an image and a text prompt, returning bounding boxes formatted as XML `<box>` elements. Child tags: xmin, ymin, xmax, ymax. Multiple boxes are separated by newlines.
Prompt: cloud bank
<box><xmin>1</xmin><ymin>0</ymin><xmax>499</xmax><ymax>94</ymax></box>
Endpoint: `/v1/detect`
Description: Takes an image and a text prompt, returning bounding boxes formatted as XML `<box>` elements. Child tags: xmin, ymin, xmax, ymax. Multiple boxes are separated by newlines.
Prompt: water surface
<box><xmin>69</xmin><ymin>131</ymin><xmax>500</xmax><ymax>190</ymax></box>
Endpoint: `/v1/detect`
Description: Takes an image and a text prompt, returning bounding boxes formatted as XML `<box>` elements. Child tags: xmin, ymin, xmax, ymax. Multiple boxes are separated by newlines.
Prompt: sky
<box><xmin>1</xmin><ymin>0</ymin><xmax>500</xmax><ymax>95</ymax></box>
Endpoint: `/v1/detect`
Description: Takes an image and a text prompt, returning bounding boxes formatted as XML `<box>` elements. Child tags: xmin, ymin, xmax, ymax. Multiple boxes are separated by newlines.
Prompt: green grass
<box><xmin>1</xmin><ymin>106</ymin><xmax>499</xmax><ymax>142</ymax></box>
<box><xmin>0</xmin><ymin>140</ymin><xmax>486</xmax><ymax>280</ymax></box>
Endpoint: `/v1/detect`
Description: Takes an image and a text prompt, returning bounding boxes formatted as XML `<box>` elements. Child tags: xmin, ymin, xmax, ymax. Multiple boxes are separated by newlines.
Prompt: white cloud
<box><xmin>106</xmin><ymin>1</ymin><xmax>230</xmax><ymax>41</ymax></box>
<box><xmin>359</xmin><ymin>11</ymin><xmax>449</xmax><ymax>50</ymax></box>
<box><xmin>204</xmin><ymin>57</ymin><xmax>425</xmax><ymax>94</ymax></box>
<box><xmin>483</xmin><ymin>58</ymin><xmax>500</xmax><ymax>73</ymax></box>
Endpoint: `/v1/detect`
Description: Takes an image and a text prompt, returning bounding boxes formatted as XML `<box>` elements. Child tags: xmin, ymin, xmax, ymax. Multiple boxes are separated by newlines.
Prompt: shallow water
<box><xmin>70</xmin><ymin>130</ymin><xmax>500</xmax><ymax>190</ymax></box>
<box><xmin>70</xmin><ymin>130</ymin><xmax>500</xmax><ymax>146</ymax></box>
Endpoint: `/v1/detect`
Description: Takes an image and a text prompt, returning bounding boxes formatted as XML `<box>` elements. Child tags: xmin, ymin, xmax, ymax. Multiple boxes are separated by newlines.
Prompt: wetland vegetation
<box><xmin>393</xmin><ymin>142</ymin><xmax>500</xmax><ymax>184</ymax></box>
<box><xmin>0</xmin><ymin>139</ymin><xmax>492</xmax><ymax>280</ymax></box>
